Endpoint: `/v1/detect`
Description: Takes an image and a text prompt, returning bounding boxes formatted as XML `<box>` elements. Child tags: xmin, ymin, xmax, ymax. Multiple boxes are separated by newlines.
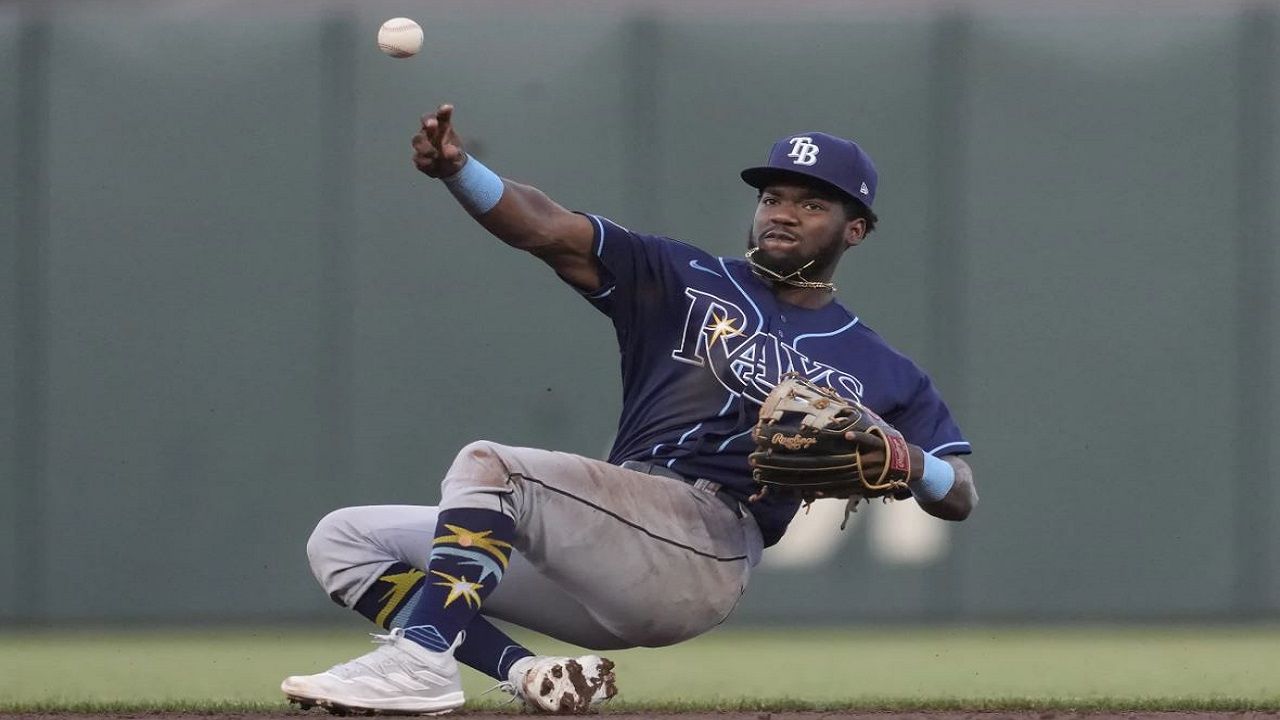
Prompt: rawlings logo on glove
<box><xmin>748</xmin><ymin>373</ymin><xmax>924</xmax><ymax>524</ymax></box>
<box><xmin>771</xmin><ymin>433</ymin><xmax>818</xmax><ymax>450</ymax></box>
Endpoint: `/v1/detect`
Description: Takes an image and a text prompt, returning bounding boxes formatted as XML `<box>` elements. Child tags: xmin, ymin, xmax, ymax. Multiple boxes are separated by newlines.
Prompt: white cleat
<box><xmin>281</xmin><ymin>628</ymin><xmax>464</xmax><ymax>715</ymax></box>
<box><xmin>505</xmin><ymin>654</ymin><xmax>618</xmax><ymax>714</ymax></box>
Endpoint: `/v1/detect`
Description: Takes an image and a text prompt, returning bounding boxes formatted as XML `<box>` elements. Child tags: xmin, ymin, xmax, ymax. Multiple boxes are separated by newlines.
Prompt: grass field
<box><xmin>3</xmin><ymin>625</ymin><xmax>1280</xmax><ymax>712</ymax></box>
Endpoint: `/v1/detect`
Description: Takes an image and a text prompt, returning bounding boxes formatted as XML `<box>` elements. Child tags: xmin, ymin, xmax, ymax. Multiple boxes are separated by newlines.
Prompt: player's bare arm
<box><xmin>914</xmin><ymin>455</ymin><xmax>976</xmax><ymax>521</ymax></box>
<box><xmin>412</xmin><ymin>104</ymin><xmax>601</xmax><ymax>292</ymax></box>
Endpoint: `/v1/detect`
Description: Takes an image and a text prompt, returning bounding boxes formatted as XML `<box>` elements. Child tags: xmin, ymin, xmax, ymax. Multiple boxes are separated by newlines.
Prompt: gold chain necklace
<box><xmin>744</xmin><ymin>248</ymin><xmax>836</xmax><ymax>292</ymax></box>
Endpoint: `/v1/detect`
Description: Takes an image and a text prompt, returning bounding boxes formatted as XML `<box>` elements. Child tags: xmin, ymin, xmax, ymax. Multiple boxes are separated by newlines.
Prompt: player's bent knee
<box><xmin>305</xmin><ymin>506</ymin><xmax>377</xmax><ymax>600</ymax></box>
<box><xmin>440</xmin><ymin>440</ymin><xmax>518</xmax><ymax>496</ymax></box>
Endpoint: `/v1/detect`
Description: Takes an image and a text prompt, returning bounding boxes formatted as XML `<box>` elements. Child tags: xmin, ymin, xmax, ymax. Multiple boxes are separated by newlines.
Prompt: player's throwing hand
<box><xmin>413</xmin><ymin>104</ymin><xmax>467</xmax><ymax>178</ymax></box>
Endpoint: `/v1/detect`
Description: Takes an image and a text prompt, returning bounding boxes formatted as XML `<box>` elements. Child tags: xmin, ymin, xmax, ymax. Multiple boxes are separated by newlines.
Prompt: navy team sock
<box><xmin>400</xmin><ymin>507</ymin><xmax>517</xmax><ymax>654</ymax></box>
<box><xmin>454</xmin><ymin>615</ymin><xmax>534</xmax><ymax>681</ymax></box>
<box><xmin>351</xmin><ymin>557</ymin><xmax>533</xmax><ymax>680</ymax></box>
<box><xmin>352</xmin><ymin>562</ymin><xmax>428</xmax><ymax>629</ymax></box>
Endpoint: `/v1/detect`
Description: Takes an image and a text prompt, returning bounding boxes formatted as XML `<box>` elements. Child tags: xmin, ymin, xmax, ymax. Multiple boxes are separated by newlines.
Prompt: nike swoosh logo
<box><xmin>689</xmin><ymin>259</ymin><xmax>723</xmax><ymax>277</ymax></box>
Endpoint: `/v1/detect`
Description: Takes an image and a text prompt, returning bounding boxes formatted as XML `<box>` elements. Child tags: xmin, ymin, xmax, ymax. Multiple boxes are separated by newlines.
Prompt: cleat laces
<box><xmin>326</xmin><ymin>628</ymin><xmax>413</xmax><ymax>680</ymax></box>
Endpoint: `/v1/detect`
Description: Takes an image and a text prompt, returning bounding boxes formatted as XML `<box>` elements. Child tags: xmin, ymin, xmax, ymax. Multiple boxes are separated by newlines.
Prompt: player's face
<box><xmin>747</xmin><ymin>183</ymin><xmax>862</xmax><ymax>278</ymax></box>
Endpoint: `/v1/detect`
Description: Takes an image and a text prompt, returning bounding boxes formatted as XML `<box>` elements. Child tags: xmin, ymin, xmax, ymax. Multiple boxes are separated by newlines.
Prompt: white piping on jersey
<box><xmin>716</xmin><ymin>393</ymin><xmax>736</xmax><ymax>416</ymax></box>
<box><xmin>928</xmin><ymin>440</ymin><xmax>971</xmax><ymax>455</ymax></box>
<box><xmin>678</xmin><ymin>423</ymin><xmax>703</xmax><ymax>444</ymax></box>
<box><xmin>689</xmin><ymin>258</ymin><xmax>723</xmax><ymax>277</ymax></box>
<box><xmin>653</xmin><ymin>394</ymin><xmax>737</xmax><ymax>462</ymax></box>
<box><xmin>653</xmin><ymin>422</ymin><xmax>704</xmax><ymax>458</ymax></box>
<box><xmin>718</xmin><ymin>257</ymin><xmax>764</xmax><ymax>330</ymax></box>
<box><xmin>792</xmin><ymin>317</ymin><xmax>861</xmax><ymax>350</ymax></box>
<box><xmin>581</xmin><ymin>215</ymin><xmax>619</xmax><ymax>299</ymax></box>
<box><xmin>704</xmin><ymin>393</ymin><xmax>744</xmax><ymax>451</ymax></box>
<box><xmin>717</xmin><ymin>427</ymin><xmax>754</xmax><ymax>452</ymax></box>
<box><xmin>588</xmin><ymin>214</ymin><xmax>607</xmax><ymax>257</ymax></box>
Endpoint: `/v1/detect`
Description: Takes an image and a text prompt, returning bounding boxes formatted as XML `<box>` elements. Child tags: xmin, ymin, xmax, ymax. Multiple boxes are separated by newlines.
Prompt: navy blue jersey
<box><xmin>579</xmin><ymin>214</ymin><xmax>971</xmax><ymax>547</ymax></box>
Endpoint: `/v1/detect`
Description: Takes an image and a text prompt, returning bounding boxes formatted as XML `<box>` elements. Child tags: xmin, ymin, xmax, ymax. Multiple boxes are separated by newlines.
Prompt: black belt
<box><xmin>620</xmin><ymin>460</ymin><xmax>743</xmax><ymax>515</ymax></box>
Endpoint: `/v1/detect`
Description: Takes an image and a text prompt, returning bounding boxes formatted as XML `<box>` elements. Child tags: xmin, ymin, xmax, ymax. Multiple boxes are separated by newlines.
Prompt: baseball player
<box><xmin>281</xmin><ymin>104</ymin><xmax>977</xmax><ymax>715</ymax></box>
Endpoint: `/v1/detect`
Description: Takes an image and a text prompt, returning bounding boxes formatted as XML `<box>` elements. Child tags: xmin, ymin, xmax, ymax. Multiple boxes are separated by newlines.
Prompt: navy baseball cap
<box><xmin>741</xmin><ymin>132</ymin><xmax>877</xmax><ymax>208</ymax></box>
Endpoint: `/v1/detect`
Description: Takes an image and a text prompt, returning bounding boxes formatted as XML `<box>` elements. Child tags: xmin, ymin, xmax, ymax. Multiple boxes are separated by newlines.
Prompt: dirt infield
<box><xmin>2</xmin><ymin>707</ymin><xmax>1280</xmax><ymax>712</ymax></box>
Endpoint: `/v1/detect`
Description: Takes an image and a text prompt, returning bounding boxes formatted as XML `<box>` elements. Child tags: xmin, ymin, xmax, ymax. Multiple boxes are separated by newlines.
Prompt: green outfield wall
<box><xmin>1</xmin><ymin>0</ymin><xmax>1278</xmax><ymax>625</ymax></box>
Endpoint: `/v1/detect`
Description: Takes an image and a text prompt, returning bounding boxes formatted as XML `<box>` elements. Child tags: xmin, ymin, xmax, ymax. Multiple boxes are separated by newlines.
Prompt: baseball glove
<box><xmin>748</xmin><ymin>373</ymin><xmax>922</xmax><ymax>518</ymax></box>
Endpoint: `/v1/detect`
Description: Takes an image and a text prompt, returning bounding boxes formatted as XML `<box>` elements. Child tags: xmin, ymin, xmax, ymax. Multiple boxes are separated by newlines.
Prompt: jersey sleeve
<box><xmin>576</xmin><ymin>213</ymin><xmax>689</xmax><ymax>324</ymax></box>
<box><xmin>887</xmin><ymin>372</ymin><xmax>972</xmax><ymax>457</ymax></box>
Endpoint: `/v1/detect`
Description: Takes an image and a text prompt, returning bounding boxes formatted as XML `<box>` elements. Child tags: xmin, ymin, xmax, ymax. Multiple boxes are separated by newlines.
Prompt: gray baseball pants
<box><xmin>306</xmin><ymin>441</ymin><xmax>763</xmax><ymax>650</ymax></box>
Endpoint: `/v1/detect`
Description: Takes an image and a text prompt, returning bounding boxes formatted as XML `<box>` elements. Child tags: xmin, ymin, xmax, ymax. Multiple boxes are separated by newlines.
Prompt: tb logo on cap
<box><xmin>787</xmin><ymin>136</ymin><xmax>819</xmax><ymax>166</ymax></box>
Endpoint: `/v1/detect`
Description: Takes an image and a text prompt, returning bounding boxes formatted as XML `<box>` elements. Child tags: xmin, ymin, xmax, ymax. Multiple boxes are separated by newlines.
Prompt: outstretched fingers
<box><xmin>413</xmin><ymin>104</ymin><xmax>464</xmax><ymax>177</ymax></box>
<box><xmin>422</xmin><ymin>104</ymin><xmax>452</xmax><ymax>150</ymax></box>
<box><xmin>436</xmin><ymin>103</ymin><xmax>454</xmax><ymax>133</ymax></box>
<box><xmin>435</xmin><ymin>105</ymin><xmax>462</xmax><ymax>163</ymax></box>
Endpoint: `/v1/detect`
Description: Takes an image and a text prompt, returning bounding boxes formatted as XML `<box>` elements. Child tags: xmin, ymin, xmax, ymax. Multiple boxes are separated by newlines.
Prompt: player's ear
<box><xmin>844</xmin><ymin>217</ymin><xmax>866</xmax><ymax>248</ymax></box>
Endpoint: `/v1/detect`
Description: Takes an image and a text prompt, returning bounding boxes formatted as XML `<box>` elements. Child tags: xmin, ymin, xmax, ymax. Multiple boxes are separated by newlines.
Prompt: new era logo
<box><xmin>859</xmin><ymin>182</ymin><xmax>869</xmax><ymax>195</ymax></box>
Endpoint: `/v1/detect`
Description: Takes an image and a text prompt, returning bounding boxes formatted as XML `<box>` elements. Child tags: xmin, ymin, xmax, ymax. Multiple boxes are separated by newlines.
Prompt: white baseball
<box><xmin>377</xmin><ymin>17</ymin><xmax>423</xmax><ymax>58</ymax></box>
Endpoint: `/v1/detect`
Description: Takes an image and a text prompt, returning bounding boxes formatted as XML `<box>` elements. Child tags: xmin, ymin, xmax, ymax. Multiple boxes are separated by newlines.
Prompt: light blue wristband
<box><xmin>908</xmin><ymin>453</ymin><xmax>956</xmax><ymax>504</ymax></box>
<box><xmin>441</xmin><ymin>155</ymin><xmax>504</xmax><ymax>216</ymax></box>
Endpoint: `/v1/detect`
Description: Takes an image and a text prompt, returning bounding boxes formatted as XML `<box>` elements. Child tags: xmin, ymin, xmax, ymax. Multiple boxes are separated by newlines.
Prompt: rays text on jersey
<box><xmin>670</xmin><ymin>288</ymin><xmax>864</xmax><ymax>402</ymax></box>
